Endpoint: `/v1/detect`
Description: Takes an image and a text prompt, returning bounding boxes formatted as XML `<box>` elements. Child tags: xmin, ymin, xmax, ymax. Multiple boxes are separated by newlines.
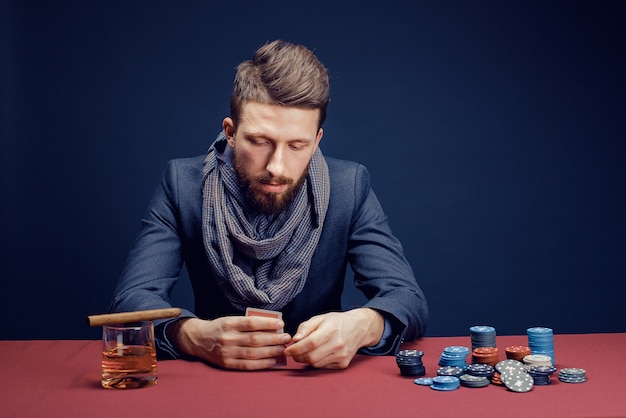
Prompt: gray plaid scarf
<box><xmin>201</xmin><ymin>133</ymin><xmax>330</xmax><ymax>311</ymax></box>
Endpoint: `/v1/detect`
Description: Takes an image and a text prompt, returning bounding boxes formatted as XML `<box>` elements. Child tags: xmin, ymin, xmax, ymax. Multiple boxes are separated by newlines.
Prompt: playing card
<box><xmin>245</xmin><ymin>307</ymin><xmax>287</xmax><ymax>366</ymax></box>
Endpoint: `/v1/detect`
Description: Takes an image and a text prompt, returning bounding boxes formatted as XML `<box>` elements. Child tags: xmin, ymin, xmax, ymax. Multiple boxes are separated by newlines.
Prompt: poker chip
<box><xmin>465</xmin><ymin>363</ymin><xmax>495</xmax><ymax>379</ymax></box>
<box><xmin>527</xmin><ymin>327</ymin><xmax>555</xmax><ymax>366</ymax></box>
<box><xmin>505</xmin><ymin>345</ymin><xmax>531</xmax><ymax>361</ymax></box>
<box><xmin>495</xmin><ymin>359</ymin><xmax>526</xmax><ymax>375</ymax></box>
<box><xmin>413</xmin><ymin>377</ymin><xmax>434</xmax><ymax>386</ymax></box>
<box><xmin>558</xmin><ymin>368</ymin><xmax>587</xmax><ymax>383</ymax></box>
<box><xmin>528</xmin><ymin>365</ymin><xmax>557</xmax><ymax>385</ymax></box>
<box><xmin>401</xmin><ymin>325</ymin><xmax>586</xmax><ymax>394</ymax></box>
<box><xmin>523</xmin><ymin>354</ymin><xmax>553</xmax><ymax>369</ymax></box>
<box><xmin>438</xmin><ymin>346</ymin><xmax>470</xmax><ymax>369</ymax></box>
<box><xmin>500</xmin><ymin>368</ymin><xmax>534</xmax><ymax>393</ymax></box>
<box><xmin>459</xmin><ymin>374</ymin><xmax>490</xmax><ymax>388</ymax></box>
<box><xmin>490</xmin><ymin>371</ymin><xmax>504</xmax><ymax>386</ymax></box>
<box><xmin>472</xmin><ymin>347</ymin><xmax>500</xmax><ymax>366</ymax></box>
<box><xmin>396</xmin><ymin>349</ymin><xmax>426</xmax><ymax>377</ymax></box>
<box><xmin>469</xmin><ymin>325</ymin><xmax>497</xmax><ymax>349</ymax></box>
<box><xmin>430</xmin><ymin>376</ymin><xmax>461</xmax><ymax>391</ymax></box>
<box><xmin>437</xmin><ymin>366</ymin><xmax>464</xmax><ymax>377</ymax></box>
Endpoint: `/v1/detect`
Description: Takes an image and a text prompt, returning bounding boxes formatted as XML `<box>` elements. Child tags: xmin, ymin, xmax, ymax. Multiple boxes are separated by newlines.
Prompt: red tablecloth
<box><xmin>1</xmin><ymin>333</ymin><xmax>624</xmax><ymax>417</ymax></box>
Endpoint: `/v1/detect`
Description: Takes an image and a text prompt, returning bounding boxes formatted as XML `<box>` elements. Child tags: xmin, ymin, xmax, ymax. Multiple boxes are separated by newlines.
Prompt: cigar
<box><xmin>87</xmin><ymin>307</ymin><xmax>182</xmax><ymax>327</ymax></box>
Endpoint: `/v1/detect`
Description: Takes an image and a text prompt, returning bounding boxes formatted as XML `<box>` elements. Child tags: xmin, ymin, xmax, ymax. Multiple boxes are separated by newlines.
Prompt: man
<box><xmin>110</xmin><ymin>40</ymin><xmax>428</xmax><ymax>370</ymax></box>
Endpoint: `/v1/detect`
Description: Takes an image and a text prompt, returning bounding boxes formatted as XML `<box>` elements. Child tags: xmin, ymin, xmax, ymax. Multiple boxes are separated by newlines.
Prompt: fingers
<box><xmin>284</xmin><ymin>312</ymin><xmax>364</xmax><ymax>369</ymax></box>
<box><xmin>291</xmin><ymin>313</ymin><xmax>330</xmax><ymax>342</ymax></box>
<box><xmin>181</xmin><ymin>316</ymin><xmax>291</xmax><ymax>371</ymax></box>
<box><xmin>224</xmin><ymin>316</ymin><xmax>285</xmax><ymax>333</ymax></box>
<box><xmin>284</xmin><ymin>315</ymin><xmax>342</xmax><ymax>368</ymax></box>
<box><xmin>220</xmin><ymin>344</ymin><xmax>288</xmax><ymax>370</ymax></box>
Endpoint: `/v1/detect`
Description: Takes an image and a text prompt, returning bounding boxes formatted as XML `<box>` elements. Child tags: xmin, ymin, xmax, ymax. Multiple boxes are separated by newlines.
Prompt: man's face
<box><xmin>223</xmin><ymin>101</ymin><xmax>323</xmax><ymax>214</ymax></box>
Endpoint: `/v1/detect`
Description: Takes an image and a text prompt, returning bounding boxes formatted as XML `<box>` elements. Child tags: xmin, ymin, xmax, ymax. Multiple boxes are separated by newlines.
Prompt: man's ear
<box><xmin>315</xmin><ymin>128</ymin><xmax>324</xmax><ymax>148</ymax></box>
<box><xmin>222</xmin><ymin>117</ymin><xmax>236</xmax><ymax>147</ymax></box>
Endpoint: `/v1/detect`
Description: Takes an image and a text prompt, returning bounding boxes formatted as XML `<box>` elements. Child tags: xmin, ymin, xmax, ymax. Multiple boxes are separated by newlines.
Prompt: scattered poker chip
<box><xmin>558</xmin><ymin>368</ymin><xmax>587</xmax><ymax>383</ymax></box>
<box><xmin>501</xmin><ymin>369</ymin><xmax>534</xmax><ymax>393</ymax></box>
<box><xmin>495</xmin><ymin>359</ymin><xmax>525</xmax><ymax>375</ymax></box>
<box><xmin>430</xmin><ymin>376</ymin><xmax>461</xmax><ymax>391</ymax></box>
<box><xmin>413</xmin><ymin>377</ymin><xmax>434</xmax><ymax>386</ymax></box>
<box><xmin>459</xmin><ymin>374</ymin><xmax>490</xmax><ymax>388</ymax></box>
<box><xmin>437</xmin><ymin>366</ymin><xmax>464</xmax><ymax>377</ymax></box>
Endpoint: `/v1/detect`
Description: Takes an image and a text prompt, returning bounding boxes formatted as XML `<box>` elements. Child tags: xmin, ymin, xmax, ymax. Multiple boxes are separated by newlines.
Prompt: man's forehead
<box><xmin>239</xmin><ymin>101</ymin><xmax>319</xmax><ymax>121</ymax></box>
<box><xmin>236</xmin><ymin>102</ymin><xmax>321</xmax><ymax>139</ymax></box>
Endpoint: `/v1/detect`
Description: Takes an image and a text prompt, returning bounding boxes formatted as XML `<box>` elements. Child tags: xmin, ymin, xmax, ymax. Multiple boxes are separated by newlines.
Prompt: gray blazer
<box><xmin>111</xmin><ymin>155</ymin><xmax>428</xmax><ymax>358</ymax></box>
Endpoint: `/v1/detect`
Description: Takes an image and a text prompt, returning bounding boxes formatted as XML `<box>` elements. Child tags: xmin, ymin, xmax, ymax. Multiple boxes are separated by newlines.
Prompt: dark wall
<box><xmin>2</xmin><ymin>1</ymin><xmax>625</xmax><ymax>341</ymax></box>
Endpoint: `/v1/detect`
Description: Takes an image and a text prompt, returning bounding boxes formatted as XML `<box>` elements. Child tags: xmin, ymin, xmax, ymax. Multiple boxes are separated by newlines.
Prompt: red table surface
<box><xmin>1</xmin><ymin>333</ymin><xmax>624</xmax><ymax>418</ymax></box>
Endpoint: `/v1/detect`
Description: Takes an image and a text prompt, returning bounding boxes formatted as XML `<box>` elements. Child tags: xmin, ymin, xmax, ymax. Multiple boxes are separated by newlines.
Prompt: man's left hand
<box><xmin>283</xmin><ymin>308</ymin><xmax>384</xmax><ymax>369</ymax></box>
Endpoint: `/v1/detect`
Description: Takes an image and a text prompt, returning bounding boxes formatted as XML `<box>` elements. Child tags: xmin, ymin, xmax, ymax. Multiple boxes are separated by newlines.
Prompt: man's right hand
<box><xmin>167</xmin><ymin>316</ymin><xmax>291</xmax><ymax>370</ymax></box>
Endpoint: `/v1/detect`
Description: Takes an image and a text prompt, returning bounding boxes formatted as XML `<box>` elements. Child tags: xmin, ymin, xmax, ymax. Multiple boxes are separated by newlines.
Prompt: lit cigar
<box><xmin>87</xmin><ymin>307</ymin><xmax>182</xmax><ymax>327</ymax></box>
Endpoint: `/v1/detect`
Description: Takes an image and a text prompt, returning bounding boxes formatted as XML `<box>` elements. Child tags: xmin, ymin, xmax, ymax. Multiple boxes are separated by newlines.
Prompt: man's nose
<box><xmin>266</xmin><ymin>146</ymin><xmax>286</xmax><ymax>177</ymax></box>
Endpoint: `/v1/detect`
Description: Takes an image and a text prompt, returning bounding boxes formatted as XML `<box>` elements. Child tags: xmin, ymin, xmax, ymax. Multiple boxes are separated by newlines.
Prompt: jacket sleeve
<box><xmin>348</xmin><ymin>164</ymin><xmax>429</xmax><ymax>353</ymax></box>
<box><xmin>109</xmin><ymin>159</ymin><xmax>197</xmax><ymax>359</ymax></box>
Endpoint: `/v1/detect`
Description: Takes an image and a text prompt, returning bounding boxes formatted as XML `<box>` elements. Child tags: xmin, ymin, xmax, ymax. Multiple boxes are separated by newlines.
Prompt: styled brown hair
<box><xmin>230</xmin><ymin>40</ymin><xmax>330</xmax><ymax>127</ymax></box>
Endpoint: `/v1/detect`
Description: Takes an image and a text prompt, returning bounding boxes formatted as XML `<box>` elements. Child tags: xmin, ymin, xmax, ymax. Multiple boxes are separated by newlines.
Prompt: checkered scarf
<box><xmin>201</xmin><ymin>133</ymin><xmax>330</xmax><ymax>311</ymax></box>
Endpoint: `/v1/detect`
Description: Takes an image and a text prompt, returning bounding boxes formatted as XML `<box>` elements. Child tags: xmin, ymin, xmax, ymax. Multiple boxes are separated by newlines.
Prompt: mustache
<box><xmin>255</xmin><ymin>175</ymin><xmax>293</xmax><ymax>186</ymax></box>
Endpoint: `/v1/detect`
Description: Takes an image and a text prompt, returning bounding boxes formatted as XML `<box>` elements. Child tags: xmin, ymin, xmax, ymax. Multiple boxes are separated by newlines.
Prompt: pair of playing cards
<box><xmin>245</xmin><ymin>307</ymin><xmax>287</xmax><ymax>366</ymax></box>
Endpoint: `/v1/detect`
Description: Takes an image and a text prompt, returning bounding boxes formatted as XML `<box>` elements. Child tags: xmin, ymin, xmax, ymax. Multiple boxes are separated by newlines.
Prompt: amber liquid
<box><xmin>101</xmin><ymin>345</ymin><xmax>157</xmax><ymax>389</ymax></box>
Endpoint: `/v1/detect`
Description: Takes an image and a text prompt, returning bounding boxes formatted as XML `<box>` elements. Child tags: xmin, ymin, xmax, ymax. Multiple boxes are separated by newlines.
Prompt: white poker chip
<box><xmin>523</xmin><ymin>354</ymin><xmax>552</xmax><ymax>367</ymax></box>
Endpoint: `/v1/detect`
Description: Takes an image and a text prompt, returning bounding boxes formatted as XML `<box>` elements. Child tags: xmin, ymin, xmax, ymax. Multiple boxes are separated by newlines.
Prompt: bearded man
<box><xmin>111</xmin><ymin>40</ymin><xmax>428</xmax><ymax>370</ymax></box>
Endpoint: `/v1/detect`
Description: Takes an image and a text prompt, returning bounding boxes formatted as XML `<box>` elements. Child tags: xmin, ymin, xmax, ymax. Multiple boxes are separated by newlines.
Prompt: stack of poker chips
<box><xmin>465</xmin><ymin>363</ymin><xmax>495</xmax><ymax>380</ymax></box>
<box><xmin>395</xmin><ymin>349</ymin><xmax>426</xmax><ymax>377</ymax></box>
<box><xmin>469</xmin><ymin>325</ymin><xmax>497</xmax><ymax>349</ymax></box>
<box><xmin>527</xmin><ymin>327</ymin><xmax>555</xmax><ymax>365</ymax></box>
<box><xmin>430</xmin><ymin>376</ymin><xmax>460</xmax><ymax>391</ymax></box>
<box><xmin>505</xmin><ymin>345</ymin><xmax>531</xmax><ymax>361</ymax></box>
<box><xmin>471</xmin><ymin>347</ymin><xmax>500</xmax><ymax>366</ymax></box>
<box><xmin>527</xmin><ymin>365</ymin><xmax>557</xmax><ymax>385</ymax></box>
<box><xmin>459</xmin><ymin>374</ymin><xmax>490</xmax><ymax>388</ymax></box>
<box><xmin>558</xmin><ymin>368</ymin><xmax>587</xmax><ymax>383</ymax></box>
<box><xmin>523</xmin><ymin>354</ymin><xmax>553</xmax><ymax>369</ymax></box>
<box><xmin>438</xmin><ymin>346</ymin><xmax>470</xmax><ymax>370</ymax></box>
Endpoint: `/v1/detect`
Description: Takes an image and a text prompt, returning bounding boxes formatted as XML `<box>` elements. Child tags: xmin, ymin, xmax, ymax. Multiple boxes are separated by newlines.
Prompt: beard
<box><xmin>233</xmin><ymin>153</ymin><xmax>309</xmax><ymax>215</ymax></box>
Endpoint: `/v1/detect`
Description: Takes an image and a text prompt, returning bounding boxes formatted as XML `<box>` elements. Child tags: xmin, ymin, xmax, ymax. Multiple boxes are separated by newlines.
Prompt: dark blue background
<box><xmin>2</xmin><ymin>1</ymin><xmax>625</xmax><ymax>341</ymax></box>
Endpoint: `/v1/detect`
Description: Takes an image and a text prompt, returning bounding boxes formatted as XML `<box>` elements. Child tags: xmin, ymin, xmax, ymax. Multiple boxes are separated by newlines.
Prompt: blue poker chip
<box><xmin>469</xmin><ymin>325</ymin><xmax>497</xmax><ymax>349</ymax></box>
<box><xmin>430</xmin><ymin>376</ymin><xmax>461</xmax><ymax>391</ymax></box>
<box><xmin>414</xmin><ymin>377</ymin><xmax>434</xmax><ymax>386</ymax></box>
<box><xmin>558</xmin><ymin>368</ymin><xmax>587</xmax><ymax>383</ymax></box>
<box><xmin>527</xmin><ymin>326</ymin><xmax>555</xmax><ymax>365</ymax></box>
